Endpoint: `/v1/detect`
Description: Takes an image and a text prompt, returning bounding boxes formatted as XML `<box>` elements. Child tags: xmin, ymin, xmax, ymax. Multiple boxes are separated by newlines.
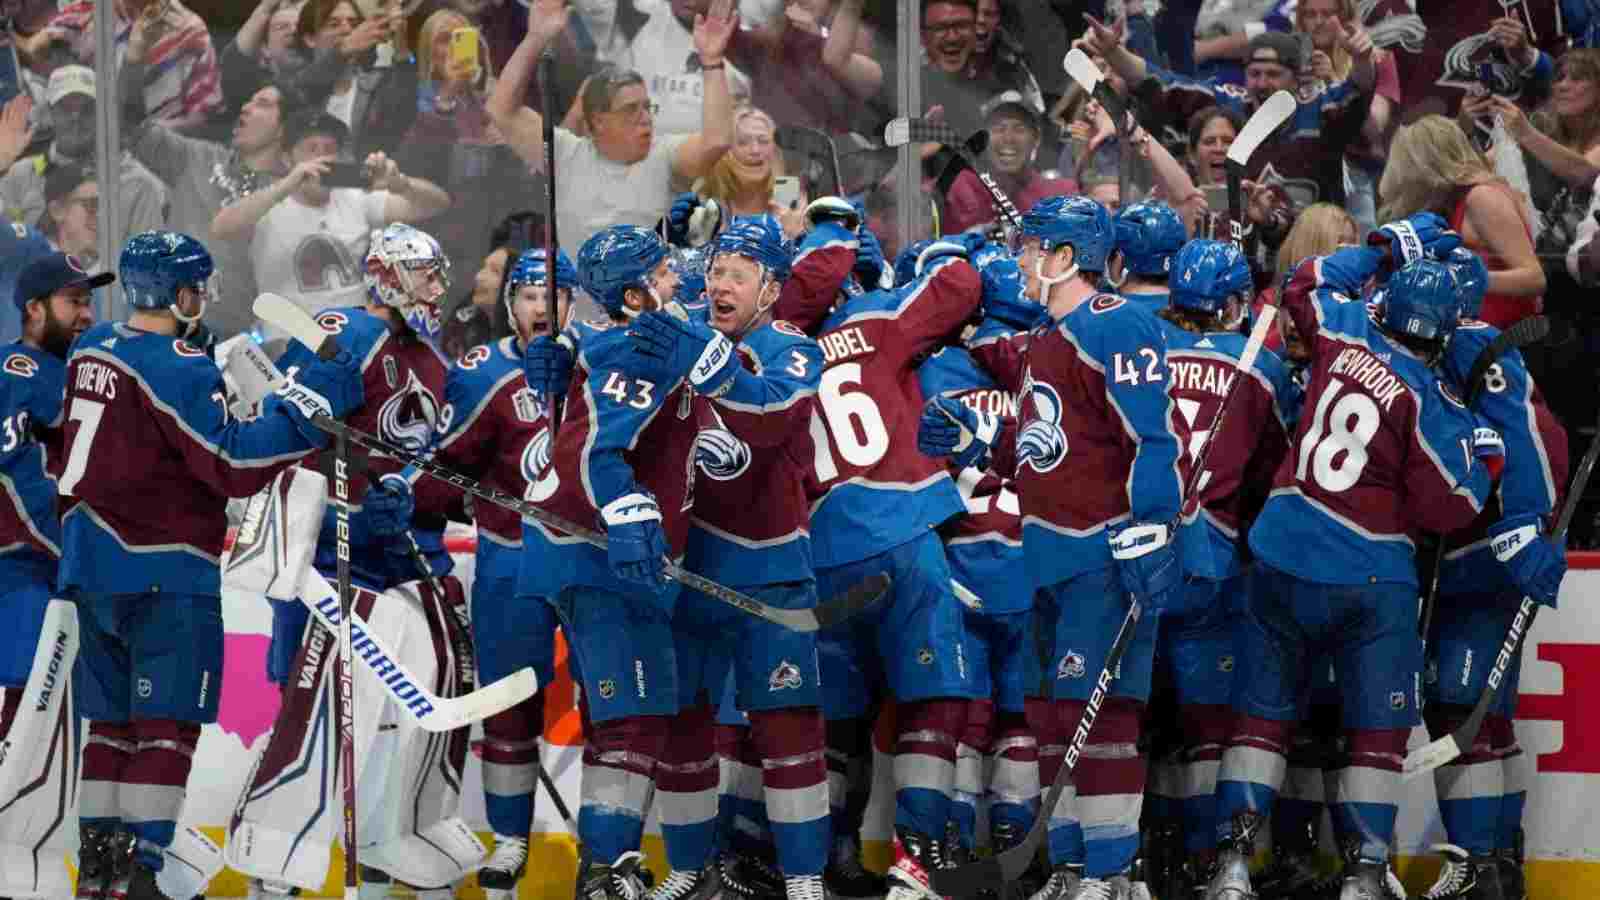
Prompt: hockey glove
<box><xmin>1108</xmin><ymin>521</ymin><xmax>1182</xmax><ymax>614</ymax></box>
<box><xmin>524</xmin><ymin>333</ymin><xmax>576</xmax><ymax>403</ymax></box>
<box><xmin>854</xmin><ymin>227</ymin><xmax>892</xmax><ymax>290</ymax></box>
<box><xmin>1369</xmin><ymin>212</ymin><xmax>1461</xmax><ymax>270</ymax></box>
<box><xmin>275</xmin><ymin>350</ymin><xmax>363</xmax><ymax>445</ymax></box>
<box><xmin>918</xmin><ymin>395</ymin><xmax>997</xmax><ymax>470</ymax></box>
<box><xmin>601</xmin><ymin>491</ymin><xmax>670</xmax><ymax>591</ymax></box>
<box><xmin>663</xmin><ymin>192</ymin><xmax>701</xmax><ymax>247</ymax></box>
<box><xmin>626</xmin><ymin>310</ymin><xmax>739</xmax><ymax>396</ymax></box>
<box><xmin>975</xmin><ymin>251</ymin><xmax>1043</xmax><ymax>331</ymax></box>
<box><xmin>1490</xmin><ymin>512</ymin><xmax>1567</xmax><ymax>607</ymax></box>
<box><xmin>804</xmin><ymin>195</ymin><xmax>862</xmax><ymax>233</ymax></box>
<box><xmin>1473</xmin><ymin>425</ymin><xmax>1506</xmax><ymax>481</ymax></box>
<box><xmin>362</xmin><ymin>474</ymin><xmax>415</xmax><ymax>540</ymax></box>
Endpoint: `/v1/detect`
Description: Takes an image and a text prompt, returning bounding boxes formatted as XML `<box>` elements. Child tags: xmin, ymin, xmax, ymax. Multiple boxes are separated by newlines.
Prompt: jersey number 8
<box><xmin>810</xmin><ymin>362</ymin><xmax>890</xmax><ymax>482</ymax></box>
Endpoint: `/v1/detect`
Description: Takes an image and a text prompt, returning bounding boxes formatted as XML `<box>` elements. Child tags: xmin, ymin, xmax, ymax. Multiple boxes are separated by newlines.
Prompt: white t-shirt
<box><xmin>325</xmin><ymin>81</ymin><xmax>357</xmax><ymax>128</ymax></box>
<box><xmin>621</xmin><ymin>10</ymin><xmax>752</xmax><ymax>137</ymax></box>
<box><xmin>250</xmin><ymin>188</ymin><xmax>390</xmax><ymax>337</ymax></box>
<box><xmin>552</xmin><ymin>129</ymin><xmax>690</xmax><ymax>259</ymax></box>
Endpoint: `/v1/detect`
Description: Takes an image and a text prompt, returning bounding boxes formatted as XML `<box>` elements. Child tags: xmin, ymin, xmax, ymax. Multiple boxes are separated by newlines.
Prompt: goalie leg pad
<box><xmin>153</xmin><ymin>825</ymin><xmax>224</xmax><ymax>900</ymax></box>
<box><xmin>0</xmin><ymin>596</ymin><xmax>81</xmax><ymax>900</ymax></box>
<box><xmin>365</xmin><ymin>817</ymin><xmax>485</xmax><ymax>889</ymax></box>
<box><xmin>224</xmin><ymin>468</ymin><xmax>329</xmax><ymax>603</ymax></box>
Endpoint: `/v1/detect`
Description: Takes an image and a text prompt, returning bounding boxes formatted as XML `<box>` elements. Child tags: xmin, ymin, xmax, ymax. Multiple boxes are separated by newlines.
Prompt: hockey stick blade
<box><xmin>253</xmin><ymin>293</ymin><xmax>339</xmax><ymax>360</ymax></box>
<box><xmin>933</xmin><ymin>597</ymin><xmax>1144</xmax><ymax>895</ymax></box>
<box><xmin>951</xmin><ymin>579</ymin><xmax>983</xmax><ymax>611</ymax></box>
<box><xmin>1227</xmin><ymin>90</ymin><xmax>1295</xmax><ymax>167</ymax></box>
<box><xmin>1466</xmin><ymin>315</ymin><xmax>1549</xmax><ymax>405</ymax></box>
<box><xmin>1062</xmin><ymin>48</ymin><xmax>1130</xmax><ymax>134</ymax></box>
<box><xmin>1405</xmin><ymin>378</ymin><xmax>1599</xmax><ymax>777</ymax></box>
<box><xmin>812</xmin><ymin>573</ymin><xmax>892</xmax><ymax>629</ymax></box>
<box><xmin>884</xmin><ymin>118</ymin><xmax>1021</xmax><ymax>232</ymax></box>
<box><xmin>301</xmin><ymin>569</ymin><xmax>539</xmax><ymax>731</ymax></box>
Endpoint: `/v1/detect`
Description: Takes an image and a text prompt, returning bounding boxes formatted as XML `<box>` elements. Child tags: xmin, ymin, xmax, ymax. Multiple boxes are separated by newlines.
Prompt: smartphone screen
<box><xmin>449</xmin><ymin>26</ymin><xmax>480</xmax><ymax>76</ymax></box>
<box><xmin>321</xmin><ymin>162</ymin><xmax>367</xmax><ymax>188</ymax></box>
<box><xmin>773</xmin><ymin>176</ymin><xmax>802</xmax><ymax>210</ymax></box>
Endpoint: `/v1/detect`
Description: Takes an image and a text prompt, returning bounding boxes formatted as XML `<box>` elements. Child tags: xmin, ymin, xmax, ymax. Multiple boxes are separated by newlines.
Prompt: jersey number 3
<box><xmin>1294</xmin><ymin>381</ymin><xmax>1379</xmax><ymax>493</ymax></box>
<box><xmin>810</xmin><ymin>362</ymin><xmax>890</xmax><ymax>482</ymax></box>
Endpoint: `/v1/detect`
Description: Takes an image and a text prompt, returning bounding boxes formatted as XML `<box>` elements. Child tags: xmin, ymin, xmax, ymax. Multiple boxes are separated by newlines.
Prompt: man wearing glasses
<box><xmin>919</xmin><ymin>0</ymin><xmax>1027</xmax><ymax>139</ymax></box>
<box><xmin>488</xmin><ymin>0</ymin><xmax>736</xmax><ymax>267</ymax></box>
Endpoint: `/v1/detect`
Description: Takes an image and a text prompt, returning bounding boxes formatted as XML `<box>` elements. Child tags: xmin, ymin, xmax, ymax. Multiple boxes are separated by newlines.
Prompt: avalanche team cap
<box><xmin>47</xmin><ymin>65</ymin><xmax>96</xmax><ymax>105</ymax></box>
<box><xmin>1248</xmin><ymin>32</ymin><xmax>1304</xmax><ymax>73</ymax></box>
<box><xmin>15</xmin><ymin>252</ymin><xmax>114</xmax><ymax>309</ymax></box>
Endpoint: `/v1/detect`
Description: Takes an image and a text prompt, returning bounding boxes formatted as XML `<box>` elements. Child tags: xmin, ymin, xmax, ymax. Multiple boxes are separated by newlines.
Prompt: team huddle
<box><xmin>0</xmin><ymin>186</ymin><xmax>1569</xmax><ymax>900</ymax></box>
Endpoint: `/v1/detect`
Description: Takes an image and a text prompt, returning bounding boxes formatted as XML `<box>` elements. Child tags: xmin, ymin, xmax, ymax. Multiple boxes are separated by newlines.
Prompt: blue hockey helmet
<box><xmin>1444</xmin><ymin>246</ymin><xmax>1489</xmax><ymax>320</ymax></box>
<box><xmin>119</xmin><ymin>231</ymin><xmax>214</xmax><ymax>322</ymax></box>
<box><xmin>1382</xmin><ymin>258</ymin><xmax>1461</xmax><ymax>343</ymax></box>
<box><xmin>577</xmin><ymin>225</ymin><xmax>672</xmax><ymax>318</ymax></box>
<box><xmin>1169</xmin><ymin>239</ymin><xmax>1253</xmax><ymax>315</ymax></box>
<box><xmin>1113</xmin><ymin>201</ymin><xmax>1187</xmax><ymax>278</ymax></box>
<box><xmin>1021</xmin><ymin>195</ymin><xmax>1114</xmax><ymax>274</ymax></box>
<box><xmin>503</xmin><ymin>247</ymin><xmax>577</xmax><ymax>317</ymax></box>
<box><xmin>710</xmin><ymin>215</ymin><xmax>793</xmax><ymax>283</ymax></box>
<box><xmin>894</xmin><ymin>239</ymin><xmax>938</xmax><ymax>288</ymax></box>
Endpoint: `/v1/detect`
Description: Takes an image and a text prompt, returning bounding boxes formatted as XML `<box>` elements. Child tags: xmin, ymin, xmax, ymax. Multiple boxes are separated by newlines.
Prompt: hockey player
<box><xmin>229</xmin><ymin>223</ymin><xmax>475</xmax><ymax>898</ymax></box>
<box><xmin>515</xmin><ymin>224</ymin><xmax>704</xmax><ymax>900</ymax></box>
<box><xmin>1204</xmin><ymin>237</ymin><xmax>1499</xmax><ymax>900</ymax></box>
<box><xmin>393</xmin><ymin>247</ymin><xmax>578</xmax><ymax>897</ymax></box>
<box><xmin>915</xmin><ymin>242</ymin><xmax>1041</xmax><ymax>877</ymax></box>
<box><xmin>775</xmin><ymin>208</ymin><xmax>985</xmax><ymax>900</ymax></box>
<box><xmin>1416</xmin><ymin>247</ymin><xmax>1568</xmax><ymax>900</ymax></box>
<box><xmin>0</xmin><ymin>253</ymin><xmax>98</xmax><ymax>899</ymax></box>
<box><xmin>925</xmin><ymin>194</ymin><xmax>1186</xmax><ymax>900</ymax></box>
<box><xmin>1107</xmin><ymin>201</ymin><xmax>1186</xmax><ymax>309</ymax></box>
<box><xmin>626</xmin><ymin>218</ymin><xmax>830</xmax><ymax>900</ymax></box>
<box><xmin>60</xmin><ymin>231</ymin><xmax>362</xmax><ymax>900</ymax></box>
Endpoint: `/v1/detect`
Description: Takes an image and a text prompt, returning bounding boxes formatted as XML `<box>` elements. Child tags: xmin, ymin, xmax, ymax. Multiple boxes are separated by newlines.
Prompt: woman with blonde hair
<box><xmin>1250</xmin><ymin>202</ymin><xmax>1359</xmax><ymax>356</ymax></box>
<box><xmin>697</xmin><ymin>106</ymin><xmax>787</xmax><ymax>217</ymax></box>
<box><xmin>1379</xmin><ymin>115</ymin><xmax>1545</xmax><ymax>328</ymax></box>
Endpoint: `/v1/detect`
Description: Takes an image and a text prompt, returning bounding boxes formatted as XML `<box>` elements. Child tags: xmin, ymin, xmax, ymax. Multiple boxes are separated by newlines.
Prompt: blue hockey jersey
<box><xmin>686</xmin><ymin>315</ymin><xmax>822</xmax><ymax>587</ymax></box>
<box><xmin>1249</xmin><ymin>249</ymin><xmax>1492</xmax><ymax>586</ymax></box>
<box><xmin>58</xmin><ymin>322</ymin><xmax>324</xmax><ymax>595</ymax></box>
<box><xmin>0</xmin><ymin>343</ymin><xmax>65</xmax><ymax>580</ymax></box>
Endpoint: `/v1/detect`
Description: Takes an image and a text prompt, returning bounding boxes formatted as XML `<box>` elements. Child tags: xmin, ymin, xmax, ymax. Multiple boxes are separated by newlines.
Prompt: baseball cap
<box><xmin>981</xmin><ymin>90</ymin><xmax>1042</xmax><ymax>130</ymax></box>
<box><xmin>47</xmin><ymin>65</ymin><xmax>96</xmax><ymax>105</ymax></box>
<box><xmin>284</xmin><ymin>109</ymin><xmax>350</xmax><ymax>151</ymax></box>
<box><xmin>14</xmin><ymin>252</ymin><xmax>114</xmax><ymax>310</ymax></box>
<box><xmin>1248</xmin><ymin>32</ymin><xmax>1304</xmax><ymax>72</ymax></box>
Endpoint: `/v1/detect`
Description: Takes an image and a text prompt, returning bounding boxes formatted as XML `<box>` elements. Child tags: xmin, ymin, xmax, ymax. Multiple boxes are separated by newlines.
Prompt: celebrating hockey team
<box><xmin>6</xmin><ymin>0</ymin><xmax>1600</xmax><ymax>898</ymax></box>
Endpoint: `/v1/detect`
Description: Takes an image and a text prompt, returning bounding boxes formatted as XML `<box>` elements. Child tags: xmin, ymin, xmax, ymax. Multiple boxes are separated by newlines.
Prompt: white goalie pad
<box><xmin>224</xmin><ymin>467</ymin><xmax>328</xmax><ymax>601</ymax></box>
<box><xmin>223</xmin><ymin>335</ymin><xmax>289</xmax><ymax>419</ymax></box>
<box><xmin>154</xmin><ymin>826</ymin><xmax>224</xmax><ymax>900</ymax></box>
<box><xmin>0</xmin><ymin>598</ymin><xmax>80</xmax><ymax>899</ymax></box>
<box><xmin>227</xmin><ymin>580</ymin><xmax>478</xmax><ymax>890</ymax></box>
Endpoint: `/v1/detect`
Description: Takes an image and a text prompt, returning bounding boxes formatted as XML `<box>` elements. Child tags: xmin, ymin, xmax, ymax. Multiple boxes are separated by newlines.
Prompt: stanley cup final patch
<box><xmin>512</xmin><ymin>387</ymin><xmax>540</xmax><ymax>423</ymax></box>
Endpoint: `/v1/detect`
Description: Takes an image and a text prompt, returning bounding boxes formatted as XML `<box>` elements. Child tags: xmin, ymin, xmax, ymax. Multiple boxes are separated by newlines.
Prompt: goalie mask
<box><xmin>366</xmin><ymin>223</ymin><xmax>450</xmax><ymax>338</ymax></box>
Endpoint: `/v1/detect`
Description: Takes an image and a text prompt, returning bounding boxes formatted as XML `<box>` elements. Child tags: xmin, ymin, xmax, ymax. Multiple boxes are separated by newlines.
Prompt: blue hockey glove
<box><xmin>1108</xmin><ymin>521</ymin><xmax>1182</xmax><ymax>614</ymax></box>
<box><xmin>917</xmin><ymin>395</ymin><xmax>997</xmax><ymax>470</ymax></box>
<box><xmin>524</xmin><ymin>334</ymin><xmax>576</xmax><ymax>403</ymax></box>
<box><xmin>975</xmin><ymin>251</ymin><xmax>1043</xmax><ymax>331</ymax></box>
<box><xmin>803</xmin><ymin>195</ymin><xmax>862</xmax><ymax>233</ymax></box>
<box><xmin>626</xmin><ymin>310</ymin><xmax>739</xmax><ymax>396</ymax></box>
<box><xmin>663</xmin><ymin>192</ymin><xmax>701</xmax><ymax>246</ymax></box>
<box><xmin>1369</xmin><ymin>212</ymin><xmax>1461</xmax><ymax>269</ymax></box>
<box><xmin>362</xmin><ymin>473</ymin><xmax>415</xmax><ymax>540</ymax></box>
<box><xmin>601</xmin><ymin>491</ymin><xmax>670</xmax><ymax>591</ymax></box>
<box><xmin>275</xmin><ymin>349</ymin><xmax>363</xmax><ymax>445</ymax></box>
<box><xmin>1490</xmin><ymin>513</ymin><xmax>1567</xmax><ymax>607</ymax></box>
<box><xmin>854</xmin><ymin>227</ymin><xmax>891</xmax><ymax>290</ymax></box>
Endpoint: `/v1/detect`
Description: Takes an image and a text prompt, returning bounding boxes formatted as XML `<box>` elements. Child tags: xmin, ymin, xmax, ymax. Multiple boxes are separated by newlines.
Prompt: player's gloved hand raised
<box><xmin>662</xmin><ymin>192</ymin><xmax>702</xmax><ymax>247</ymax></box>
<box><xmin>918</xmin><ymin>395</ymin><xmax>997</xmax><ymax>470</ymax></box>
<box><xmin>1109</xmin><ymin>521</ymin><xmax>1183</xmax><ymax>614</ymax></box>
<box><xmin>918</xmin><ymin>233</ymin><xmax>989</xmax><ymax>270</ymax></box>
<box><xmin>974</xmin><ymin>247</ymin><xmax>1043</xmax><ymax>331</ymax></box>
<box><xmin>1490</xmin><ymin>512</ymin><xmax>1567</xmax><ymax>607</ymax></box>
<box><xmin>626</xmin><ymin>310</ymin><xmax>739</xmax><ymax>397</ymax></box>
<box><xmin>803</xmin><ymin>195</ymin><xmax>862</xmax><ymax>233</ymax></box>
<box><xmin>275</xmin><ymin>349</ymin><xmax>364</xmax><ymax>444</ymax></box>
<box><xmin>1369</xmin><ymin>212</ymin><xmax>1461</xmax><ymax>270</ymax></box>
<box><xmin>854</xmin><ymin>227</ymin><xmax>891</xmax><ymax>290</ymax></box>
<box><xmin>601</xmin><ymin>491</ymin><xmax>670</xmax><ymax>592</ymax></box>
<box><xmin>523</xmin><ymin>333</ymin><xmax>575</xmax><ymax>403</ymax></box>
<box><xmin>362</xmin><ymin>474</ymin><xmax>415</xmax><ymax>539</ymax></box>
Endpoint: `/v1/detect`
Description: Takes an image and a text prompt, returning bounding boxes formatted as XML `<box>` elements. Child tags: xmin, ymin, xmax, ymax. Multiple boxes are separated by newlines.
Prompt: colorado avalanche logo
<box><xmin>768</xmin><ymin>660</ymin><xmax>803</xmax><ymax>692</ymax></box>
<box><xmin>377</xmin><ymin>370</ymin><xmax>440</xmax><ymax>454</ymax></box>
<box><xmin>523</xmin><ymin>426</ymin><xmax>557</xmax><ymax>503</ymax></box>
<box><xmin>694</xmin><ymin>427</ymin><xmax>752</xmax><ymax>482</ymax></box>
<box><xmin>3</xmin><ymin>353</ymin><xmax>38</xmax><ymax>377</ymax></box>
<box><xmin>1058</xmin><ymin>650</ymin><xmax>1086</xmax><ymax>680</ymax></box>
<box><xmin>1017</xmin><ymin>376</ymin><xmax>1068</xmax><ymax>474</ymax></box>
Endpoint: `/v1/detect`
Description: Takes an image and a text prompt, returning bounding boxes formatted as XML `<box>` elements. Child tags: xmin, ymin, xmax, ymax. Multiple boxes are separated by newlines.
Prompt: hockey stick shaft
<box><xmin>1180</xmin><ymin>305</ymin><xmax>1277</xmax><ymax>518</ymax></box>
<box><xmin>883</xmin><ymin>119</ymin><xmax>1022</xmax><ymax>233</ymax></box>
<box><xmin>334</xmin><ymin>429</ymin><xmax>358</xmax><ymax>899</ymax></box>
<box><xmin>539</xmin><ymin>47</ymin><xmax>563</xmax><ymax>431</ymax></box>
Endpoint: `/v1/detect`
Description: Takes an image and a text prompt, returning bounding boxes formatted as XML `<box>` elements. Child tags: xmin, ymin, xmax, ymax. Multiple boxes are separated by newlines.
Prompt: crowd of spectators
<box><xmin>0</xmin><ymin>0</ymin><xmax>1598</xmax><ymax>537</ymax></box>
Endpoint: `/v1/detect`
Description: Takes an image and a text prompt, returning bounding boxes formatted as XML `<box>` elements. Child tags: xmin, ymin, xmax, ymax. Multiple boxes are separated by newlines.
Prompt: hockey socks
<box><xmin>749</xmin><ymin>707</ymin><xmax>830</xmax><ymax>876</ymax></box>
<box><xmin>579</xmin><ymin>715</ymin><xmax>668</xmax><ymax>863</ymax></box>
<box><xmin>1329</xmin><ymin>728</ymin><xmax>1409</xmax><ymax>862</ymax></box>
<box><xmin>891</xmin><ymin>699</ymin><xmax>967</xmax><ymax>839</ymax></box>
<box><xmin>81</xmin><ymin>720</ymin><xmax>136</xmax><ymax>831</ymax></box>
<box><xmin>1215</xmin><ymin>715</ymin><xmax>1293</xmax><ymax>846</ymax></box>
<box><xmin>1427</xmin><ymin>704</ymin><xmax>1503</xmax><ymax>855</ymax></box>
<box><xmin>1027</xmin><ymin>696</ymin><xmax>1085</xmax><ymax>869</ymax></box>
<box><xmin>988</xmin><ymin>709</ymin><xmax>1039</xmax><ymax>835</ymax></box>
<box><xmin>479</xmin><ymin>691</ymin><xmax>544</xmax><ymax>838</ymax></box>
<box><xmin>716</xmin><ymin>723</ymin><xmax>772</xmax><ymax>858</ymax></box>
<box><xmin>1176</xmin><ymin>702</ymin><xmax>1229</xmax><ymax>856</ymax></box>
<box><xmin>657</xmin><ymin>704</ymin><xmax>720</xmax><ymax>873</ymax></box>
<box><xmin>123</xmin><ymin>719</ymin><xmax>202</xmax><ymax>871</ymax></box>
<box><xmin>823</xmin><ymin>716</ymin><xmax>873</xmax><ymax>844</ymax></box>
<box><xmin>1051</xmin><ymin>697</ymin><xmax>1146</xmax><ymax>878</ymax></box>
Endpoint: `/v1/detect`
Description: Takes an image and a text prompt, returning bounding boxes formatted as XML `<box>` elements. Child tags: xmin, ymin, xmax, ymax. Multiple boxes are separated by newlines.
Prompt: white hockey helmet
<box><xmin>366</xmin><ymin>223</ymin><xmax>450</xmax><ymax>338</ymax></box>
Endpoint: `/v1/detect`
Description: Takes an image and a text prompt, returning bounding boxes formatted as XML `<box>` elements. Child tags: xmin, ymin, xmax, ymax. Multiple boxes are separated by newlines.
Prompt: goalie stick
<box><xmin>883</xmin><ymin>118</ymin><xmax>1024</xmax><ymax>239</ymax></box>
<box><xmin>332</xmin><ymin>407</ymin><xmax>359</xmax><ymax>900</ymax></box>
<box><xmin>1225</xmin><ymin>90</ymin><xmax>1296</xmax><ymax>249</ymax></box>
<box><xmin>1405</xmin><ymin>325</ymin><xmax>1583</xmax><ymax>782</ymax></box>
<box><xmin>1418</xmin><ymin>315</ymin><xmax>1551</xmax><ymax>640</ymax></box>
<box><xmin>252</xmin><ymin>294</ymin><xmax>890</xmax><ymax>634</ymax></box>
<box><xmin>933</xmin><ymin>302</ymin><xmax>1282</xmax><ymax>896</ymax></box>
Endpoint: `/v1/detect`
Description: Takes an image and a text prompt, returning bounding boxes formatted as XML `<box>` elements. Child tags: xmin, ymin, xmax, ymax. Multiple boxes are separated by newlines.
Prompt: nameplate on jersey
<box><xmin>819</xmin><ymin>327</ymin><xmax>876</xmax><ymax>363</ymax></box>
<box><xmin>1327</xmin><ymin>346</ymin><xmax>1406</xmax><ymax>412</ymax></box>
<box><xmin>3</xmin><ymin>353</ymin><xmax>37</xmax><ymax>377</ymax></box>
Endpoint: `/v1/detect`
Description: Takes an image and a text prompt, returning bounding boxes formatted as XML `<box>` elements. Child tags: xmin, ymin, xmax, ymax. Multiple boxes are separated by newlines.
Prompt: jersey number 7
<box><xmin>57</xmin><ymin>397</ymin><xmax>105</xmax><ymax>496</ymax></box>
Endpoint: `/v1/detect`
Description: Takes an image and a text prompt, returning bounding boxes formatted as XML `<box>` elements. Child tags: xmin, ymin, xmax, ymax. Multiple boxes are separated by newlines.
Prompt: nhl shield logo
<box><xmin>916</xmin><ymin>648</ymin><xmax>935</xmax><ymax>666</ymax></box>
<box><xmin>1218</xmin><ymin>655</ymin><xmax>1235</xmax><ymax>673</ymax></box>
<box><xmin>769</xmin><ymin>660</ymin><xmax>803</xmax><ymax>692</ymax></box>
<box><xmin>137</xmin><ymin>677</ymin><xmax>153</xmax><ymax>699</ymax></box>
<box><xmin>1058</xmin><ymin>651</ymin><xmax>1086</xmax><ymax>680</ymax></box>
<box><xmin>598</xmin><ymin>679</ymin><xmax>617</xmax><ymax>700</ymax></box>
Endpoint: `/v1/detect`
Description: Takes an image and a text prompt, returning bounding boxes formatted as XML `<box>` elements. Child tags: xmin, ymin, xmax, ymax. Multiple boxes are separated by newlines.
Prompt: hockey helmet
<box><xmin>577</xmin><ymin>225</ymin><xmax>672</xmax><ymax>318</ymax></box>
<box><xmin>366</xmin><ymin>223</ymin><xmax>450</xmax><ymax>338</ymax></box>
<box><xmin>1444</xmin><ymin>246</ymin><xmax>1489</xmax><ymax>321</ymax></box>
<box><xmin>1169</xmin><ymin>239</ymin><xmax>1253</xmax><ymax>315</ymax></box>
<box><xmin>1382</xmin><ymin>258</ymin><xmax>1461</xmax><ymax>344</ymax></box>
<box><xmin>119</xmin><ymin>231</ymin><xmax>215</xmax><ymax>324</ymax></box>
<box><xmin>1021</xmin><ymin>195</ymin><xmax>1114</xmax><ymax>274</ymax></box>
<box><xmin>1113</xmin><ymin>201</ymin><xmax>1187</xmax><ymax>278</ymax></box>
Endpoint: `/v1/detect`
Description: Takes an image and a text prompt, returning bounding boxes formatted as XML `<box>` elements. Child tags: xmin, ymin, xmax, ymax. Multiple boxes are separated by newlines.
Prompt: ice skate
<box><xmin>1203</xmin><ymin>812</ymin><xmax>1260</xmax><ymax>900</ymax></box>
<box><xmin>1025</xmin><ymin>862</ymin><xmax>1084</xmax><ymax>900</ymax></box>
<box><xmin>578</xmin><ymin>850</ymin><xmax>651</xmax><ymax>900</ymax></box>
<box><xmin>478</xmin><ymin>834</ymin><xmax>530</xmax><ymax>899</ymax></box>
<box><xmin>1416</xmin><ymin>845</ymin><xmax>1502</xmax><ymax>900</ymax></box>
<box><xmin>644</xmin><ymin>864</ymin><xmax>721</xmax><ymax>900</ymax></box>
<box><xmin>883</xmin><ymin>828</ymin><xmax>946</xmax><ymax>900</ymax></box>
<box><xmin>825</xmin><ymin>832</ymin><xmax>887</xmax><ymax>899</ymax></box>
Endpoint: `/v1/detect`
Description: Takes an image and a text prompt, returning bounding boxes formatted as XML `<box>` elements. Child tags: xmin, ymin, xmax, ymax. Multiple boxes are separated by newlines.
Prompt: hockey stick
<box><xmin>1418</xmin><ymin>315</ymin><xmax>1551</xmax><ymax>639</ymax></box>
<box><xmin>539</xmin><ymin>46</ymin><xmax>563</xmax><ymax>430</ymax></box>
<box><xmin>299</xmin><ymin>568</ymin><xmax>539</xmax><ymax>732</ymax></box>
<box><xmin>883</xmin><ymin>118</ymin><xmax>1024</xmax><ymax>236</ymax></box>
<box><xmin>1225</xmin><ymin>90</ymin><xmax>1296</xmax><ymax>249</ymax></box>
<box><xmin>932</xmin><ymin>300</ymin><xmax>1280</xmax><ymax>896</ymax></box>
<box><xmin>1062</xmin><ymin>49</ymin><xmax>1131</xmax><ymax>204</ymax></box>
<box><xmin>775</xmin><ymin>125</ymin><xmax>842</xmax><ymax>197</ymax></box>
<box><xmin>332</xmin><ymin>413</ymin><xmax>359</xmax><ymax>900</ymax></box>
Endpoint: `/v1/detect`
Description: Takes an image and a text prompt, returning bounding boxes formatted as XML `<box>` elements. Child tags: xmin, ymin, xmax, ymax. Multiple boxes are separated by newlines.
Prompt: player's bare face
<box><xmin>1191</xmin><ymin>116</ymin><xmax>1237</xmax><ymax>187</ymax></box>
<box><xmin>36</xmin><ymin>287</ymin><xmax>94</xmax><ymax>357</ymax></box>
<box><xmin>628</xmin><ymin>257</ymin><xmax>678</xmax><ymax>315</ymax></box>
<box><xmin>706</xmin><ymin>254</ymin><xmax>769</xmax><ymax>337</ymax></box>
<box><xmin>512</xmin><ymin>283</ymin><xmax>571</xmax><ymax>342</ymax></box>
